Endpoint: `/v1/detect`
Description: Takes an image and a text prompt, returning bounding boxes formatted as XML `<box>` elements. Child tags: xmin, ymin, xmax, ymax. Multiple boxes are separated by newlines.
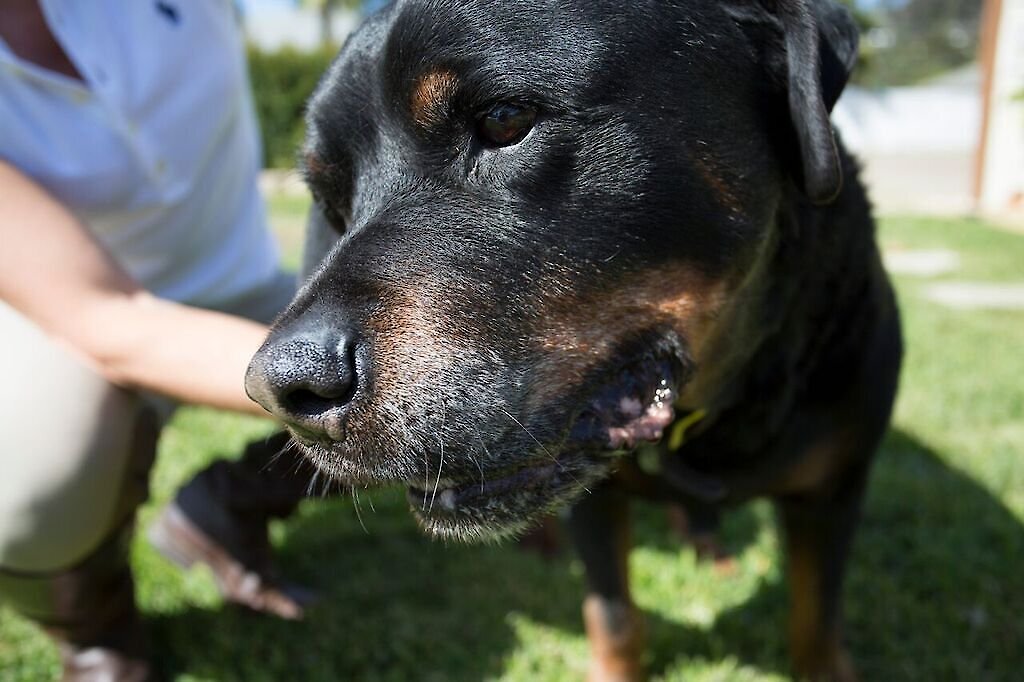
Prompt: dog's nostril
<box><xmin>281</xmin><ymin>338</ymin><xmax>358</xmax><ymax>418</ymax></box>
<box><xmin>248</xmin><ymin>332</ymin><xmax>362</xmax><ymax>436</ymax></box>
<box><xmin>283</xmin><ymin>384</ymin><xmax>354</xmax><ymax>419</ymax></box>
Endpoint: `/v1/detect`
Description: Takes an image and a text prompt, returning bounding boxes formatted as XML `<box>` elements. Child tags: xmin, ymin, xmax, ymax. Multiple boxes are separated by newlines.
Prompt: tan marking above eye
<box><xmin>410</xmin><ymin>68</ymin><xmax>459</xmax><ymax>127</ymax></box>
<box><xmin>304</xmin><ymin>150</ymin><xmax>326</xmax><ymax>175</ymax></box>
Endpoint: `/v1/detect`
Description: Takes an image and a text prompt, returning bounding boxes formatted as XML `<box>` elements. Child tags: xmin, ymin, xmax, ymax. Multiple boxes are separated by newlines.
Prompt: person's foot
<box><xmin>148</xmin><ymin>502</ymin><xmax>316</xmax><ymax>620</ymax></box>
<box><xmin>1</xmin><ymin>521</ymin><xmax>159</xmax><ymax>681</ymax></box>
<box><xmin>57</xmin><ymin>644</ymin><xmax>153</xmax><ymax>682</ymax></box>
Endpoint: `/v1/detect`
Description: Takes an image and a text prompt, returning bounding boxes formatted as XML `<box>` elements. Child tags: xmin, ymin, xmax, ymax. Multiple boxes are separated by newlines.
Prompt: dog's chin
<box><xmin>405</xmin><ymin>357</ymin><xmax>680</xmax><ymax>543</ymax></box>
<box><xmin>405</xmin><ymin>451</ymin><xmax>610</xmax><ymax>543</ymax></box>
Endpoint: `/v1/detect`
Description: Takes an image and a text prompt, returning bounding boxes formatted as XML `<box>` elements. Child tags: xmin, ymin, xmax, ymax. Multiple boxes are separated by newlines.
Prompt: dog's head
<box><xmin>246</xmin><ymin>0</ymin><xmax>859</xmax><ymax>540</ymax></box>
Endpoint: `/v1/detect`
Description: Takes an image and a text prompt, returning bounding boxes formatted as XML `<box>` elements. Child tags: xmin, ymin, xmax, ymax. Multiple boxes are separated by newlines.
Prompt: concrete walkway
<box><xmin>883</xmin><ymin>249</ymin><xmax>961</xmax><ymax>277</ymax></box>
<box><xmin>883</xmin><ymin>247</ymin><xmax>1024</xmax><ymax>310</ymax></box>
<box><xmin>924</xmin><ymin>283</ymin><xmax>1024</xmax><ymax>310</ymax></box>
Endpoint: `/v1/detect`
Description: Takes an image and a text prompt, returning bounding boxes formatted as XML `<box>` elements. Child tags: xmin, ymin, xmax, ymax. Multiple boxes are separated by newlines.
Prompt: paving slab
<box><xmin>924</xmin><ymin>282</ymin><xmax>1024</xmax><ymax>310</ymax></box>
<box><xmin>883</xmin><ymin>249</ymin><xmax>961</xmax><ymax>277</ymax></box>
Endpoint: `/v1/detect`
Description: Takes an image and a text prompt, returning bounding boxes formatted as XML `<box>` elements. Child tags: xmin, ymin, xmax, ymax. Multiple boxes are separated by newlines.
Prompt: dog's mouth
<box><xmin>570</xmin><ymin>357</ymin><xmax>679</xmax><ymax>451</ymax></box>
<box><xmin>407</xmin><ymin>357</ymin><xmax>680</xmax><ymax>541</ymax></box>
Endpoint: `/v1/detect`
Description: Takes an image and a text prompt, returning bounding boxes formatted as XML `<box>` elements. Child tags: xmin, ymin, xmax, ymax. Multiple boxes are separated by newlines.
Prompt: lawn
<box><xmin>1</xmin><ymin>204</ymin><xmax>1022</xmax><ymax>681</ymax></box>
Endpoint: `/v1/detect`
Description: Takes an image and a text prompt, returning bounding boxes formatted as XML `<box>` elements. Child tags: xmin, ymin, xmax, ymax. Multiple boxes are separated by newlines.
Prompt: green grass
<box><xmin>265</xmin><ymin>193</ymin><xmax>309</xmax><ymax>271</ymax></box>
<box><xmin>2</xmin><ymin>207</ymin><xmax>1022</xmax><ymax>681</ymax></box>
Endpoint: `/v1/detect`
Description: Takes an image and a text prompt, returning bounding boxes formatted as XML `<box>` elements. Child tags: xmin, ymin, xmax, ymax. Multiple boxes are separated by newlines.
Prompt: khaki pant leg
<box><xmin>0</xmin><ymin>301</ymin><xmax>155</xmax><ymax>573</ymax></box>
<box><xmin>0</xmin><ymin>268</ymin><xmax>294</xmax><ymax>572</ymax></box>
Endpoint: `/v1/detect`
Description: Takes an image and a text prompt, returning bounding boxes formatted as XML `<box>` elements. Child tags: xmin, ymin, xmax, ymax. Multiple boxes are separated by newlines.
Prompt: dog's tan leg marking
<box><xmin>778</xmin><ymin>440</ymin><xmax>866</xmax><ymax>682</ymax></box>
<box><xmin>569</xmin><ymin>485</ymin><xmax>646</xmax><ymax>682</ymax></box>
<box><xmin>785</xmin><ymin>539</ymin><xmax>858</xmax><ymax>682</ymax></box>
<box><xmin>583</xmin><ymin>594</ymin><xmax>646</xmax><ymax>682</ymax></box>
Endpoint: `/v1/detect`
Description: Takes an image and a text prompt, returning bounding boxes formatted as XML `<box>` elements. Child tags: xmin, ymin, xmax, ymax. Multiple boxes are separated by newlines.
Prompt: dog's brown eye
<box><xmin>477</xmin><ymin>103</ymin><xmax>536</xmax><ymax>147</ymax></box>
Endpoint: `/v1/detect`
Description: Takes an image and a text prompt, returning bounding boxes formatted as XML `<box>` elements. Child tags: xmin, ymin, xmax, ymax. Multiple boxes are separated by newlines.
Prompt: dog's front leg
<box><xmin>775</xmin><ymin>460</ymin><xmax>871</xmax><ymax>682</ymax></box>
<box><xmin>567</xmin><ymin>482</ymin><xmax>645</xmax><ymax>682</ymax></box>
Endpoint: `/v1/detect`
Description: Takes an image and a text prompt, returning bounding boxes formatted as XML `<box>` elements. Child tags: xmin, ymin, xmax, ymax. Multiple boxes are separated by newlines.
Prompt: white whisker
<box><xmin>428</xmin><ymin>401</ymin><xmax>447</xmax><ymax>513</ymax></box>
<box><xmin>306</xmin><ymin>467</ymin><xmax>321</xmax><ymax>498</ymax></box>
<box><xmin>472</xmin><ymin>428</ymin><xmax>490</xmax><ymax>495</ymax></box>
<box><xmin>499</xmin><ymin>408</ymin><xmax>556</xmax><ymax>463</ymax></box>
<box><xmin>500</xmin><ymin>408</ymin><xmax>590</xmax><ymax>494</ymax></box>
<box><xmin>351</xmin><ymin>485</ymin><xmax>368</xmax><ymax>533</ymax></box>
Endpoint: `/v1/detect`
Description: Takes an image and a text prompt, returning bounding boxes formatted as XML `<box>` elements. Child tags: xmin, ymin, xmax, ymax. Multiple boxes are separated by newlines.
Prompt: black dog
<box><xmin>246</xmin><ymin>1</ymin><xmax>901</xmax><ymax>679</ymax></box>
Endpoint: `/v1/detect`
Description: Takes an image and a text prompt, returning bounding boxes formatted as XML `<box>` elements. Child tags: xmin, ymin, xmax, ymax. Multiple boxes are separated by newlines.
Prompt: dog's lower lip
<box><xmin>407</xmin><ymin>461</ymin><xmax>559</xmax><ymax>514</ymax></box>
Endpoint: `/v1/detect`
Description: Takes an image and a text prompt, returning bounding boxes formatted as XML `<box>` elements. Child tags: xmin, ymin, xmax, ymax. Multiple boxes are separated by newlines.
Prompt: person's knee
<box><xmin>0</xmin><ymin>303</ymin><xmax>158</xmax><ymax>571</ymax></box>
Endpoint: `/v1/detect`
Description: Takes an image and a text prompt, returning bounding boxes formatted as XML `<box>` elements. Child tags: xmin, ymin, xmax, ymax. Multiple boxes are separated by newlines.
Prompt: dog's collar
<box><xmin>662</xmin><ymin>407</ymin><xmax>728</xmax><ymax>502</ymax></box>
<box><xmin>667</xmin><ymin>408</ymin><xmax>707</xmax><ymax>451</ymax></box>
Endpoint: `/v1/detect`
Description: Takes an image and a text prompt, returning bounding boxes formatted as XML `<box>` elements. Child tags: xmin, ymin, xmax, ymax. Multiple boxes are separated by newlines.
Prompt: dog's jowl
<box><xmin>245</xmin><ymin>1</ymin><xmax>902</xmax><ymax>680</ymax></box>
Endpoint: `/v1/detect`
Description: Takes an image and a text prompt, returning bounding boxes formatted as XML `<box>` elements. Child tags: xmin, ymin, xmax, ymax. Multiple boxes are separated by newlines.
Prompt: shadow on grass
<box><xmin>147</xmin><ymin>489</ymin><xmax>587</xmax><ymax>682</ymax></box>
<box><xmin>147</xmin><ymin>428</ymin><xmax>1024</xmax><ymax>681</ymax></box>
<box><xmin>642</xmin><ymin>427</ymin><xmax>1024</xmax><ymax>680</ymax></box>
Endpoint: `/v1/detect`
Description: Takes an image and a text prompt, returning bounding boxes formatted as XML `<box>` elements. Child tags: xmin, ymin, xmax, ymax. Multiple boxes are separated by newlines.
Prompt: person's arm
<box><xmin>0</xmin><ymin>161</ymin><xmax>271</xmax><ymax>416</ymax></box>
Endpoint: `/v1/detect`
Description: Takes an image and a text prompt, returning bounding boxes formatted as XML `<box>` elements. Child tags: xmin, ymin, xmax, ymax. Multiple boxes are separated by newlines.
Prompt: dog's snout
<box><xmin>246</xmin><ymin>330</ymin><xmax>361</xmax><ymax>441</ymax></box>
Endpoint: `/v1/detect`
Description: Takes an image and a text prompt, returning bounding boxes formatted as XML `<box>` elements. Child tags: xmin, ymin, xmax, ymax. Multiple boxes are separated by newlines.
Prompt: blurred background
<box><xmin>242</xmin><ymin>0</ymin><xmax>1023</xmax><ymax>226</ymax></box>
<box><xmin>2</xmin><ymin>1</ymin><xmax>1022</xmax><ymax>680</ymax></box>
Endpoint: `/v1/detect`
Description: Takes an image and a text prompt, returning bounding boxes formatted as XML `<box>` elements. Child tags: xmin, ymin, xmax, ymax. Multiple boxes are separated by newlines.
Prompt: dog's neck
<box><xmin>679</xmin><ymin>158</ymin><xmax>883</xmax><ymax>451</ymax></box>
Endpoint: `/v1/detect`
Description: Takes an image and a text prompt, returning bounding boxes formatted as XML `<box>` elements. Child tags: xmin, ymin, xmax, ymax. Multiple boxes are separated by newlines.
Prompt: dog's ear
<box><xmin>733</xmin><ymin>0</ymin><xmax>859</xmax><ymax>204</ymax></box>
<box><xmin>787</xmin><ymin>0</ymin><xmax>858</xmax><ymax>204</ymax></box>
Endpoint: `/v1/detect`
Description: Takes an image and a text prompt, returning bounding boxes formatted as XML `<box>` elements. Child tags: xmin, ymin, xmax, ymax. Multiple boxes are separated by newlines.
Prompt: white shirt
<box><xmin>0</xmin><ymin>0</ymin><xmax>281</xmax><ymax>306</ymax></box>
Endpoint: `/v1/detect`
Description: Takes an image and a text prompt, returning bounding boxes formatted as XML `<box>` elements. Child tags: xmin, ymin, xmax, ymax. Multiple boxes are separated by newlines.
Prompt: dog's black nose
<box><xmin>245</xmin><ymin>330</ymin><xmax>360</xmax><ymax>441</ymax></box>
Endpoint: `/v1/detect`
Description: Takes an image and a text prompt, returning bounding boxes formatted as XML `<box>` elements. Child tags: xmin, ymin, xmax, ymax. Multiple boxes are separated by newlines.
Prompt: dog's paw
<box><xmin>793</xmin><ymin>646</ymin><xmax>859</xmax><ymax>682</ymax></box>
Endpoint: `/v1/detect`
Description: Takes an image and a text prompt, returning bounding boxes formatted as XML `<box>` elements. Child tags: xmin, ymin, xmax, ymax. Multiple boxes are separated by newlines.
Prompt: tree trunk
<box><xmin>319</xmin><ymin>3</ymin><xmax>333</xmax><ymax>47</ymax></box>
